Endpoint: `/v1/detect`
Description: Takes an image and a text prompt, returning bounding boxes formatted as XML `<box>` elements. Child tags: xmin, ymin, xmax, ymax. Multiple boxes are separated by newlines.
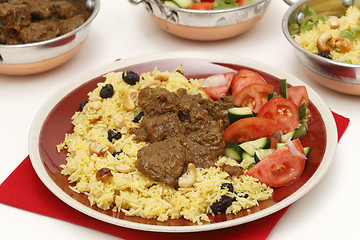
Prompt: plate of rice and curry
<box><xmin>29</xmin><ymin>51</ymin><xmax>337</xmax><ymax>232</ymax></box>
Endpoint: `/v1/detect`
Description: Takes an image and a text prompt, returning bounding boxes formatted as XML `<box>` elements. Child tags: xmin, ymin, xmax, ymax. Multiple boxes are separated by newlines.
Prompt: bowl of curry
<box><xmin>0</xmin><ymin>0</ymin><xmax>100</xmax><ymax>75</ymax></box>
<box><xmin>28</xmin><ymin>51</ymin><xmax>337</xmax><ymax>232</ymax></box>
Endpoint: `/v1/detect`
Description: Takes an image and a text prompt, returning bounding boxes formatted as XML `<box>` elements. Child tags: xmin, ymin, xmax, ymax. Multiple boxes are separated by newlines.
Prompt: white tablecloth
<box><xmin>1</xmin><ymin>0</ymin><xmax>359</xmax><ymax>239</ymax></box>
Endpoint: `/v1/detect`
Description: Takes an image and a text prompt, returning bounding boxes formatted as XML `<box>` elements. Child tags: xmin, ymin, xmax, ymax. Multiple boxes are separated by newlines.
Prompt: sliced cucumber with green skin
<box><xmin>279</xmin><ymin>78</ymin><xmax>288</xmax><ymax>99</ymax></box>
<box><xmin>254</xmin><ymin>149</ymin><xmax>275</xmax><ymax>163</ymax></box>
<box><xmin>228</xmin><ymin>107</ymin><xmax>254</xmax><ymax>124</ymax></box>
<box><xmin>242</xmin><ymin>152</ymin><xmax>256</xmax><ymax>169</ymax></box>
<box><xmin>298</xmin><ymin>103</ymin><xmax>307</xmax><ymax>121</ymax></box>
<box><xmin>242</xmin><ymin>152</ymin><xmax>255</xmax><ymax>161</ymax></box>
<box><xmin>240</xmin><ymin>137</ymin><xmax>271</xmax><ymax>156</ymax></box>
<box><xmin>304</xmin><ymin>146</ymin><xmax>312</xmax><ymax>158</ymax></box>
<box><xmin>293</xmin><ymin>121</ymin><xmax>308</xmax><ymax>139</ymax></box>
<box><xmin>163</xmin><ymin>1</ymin><xmax>180</xmax><ymax>7</ymax></box>
<box><xmin>276</xmin><ymin>143</ymin><xmax>286</xmax><ymax>149</ymax></box>
<box><xmin>225</xmin><ymin>141</ymin><xmax>243</xmax><ymax>161</ymax></box>
<box><xmin>268</xmin><ymin>91</ymin><xmax>278</xmax><ymax>100</ymax></box>
<box><xmin>172</xmin><ymin>0</ymin><xmax>194</xmax><ymax>8</ymax></box>
<box><xmin>280</xmin><ymin>131</ymin><xmax>295</xmax><ymax>143</ymax></box>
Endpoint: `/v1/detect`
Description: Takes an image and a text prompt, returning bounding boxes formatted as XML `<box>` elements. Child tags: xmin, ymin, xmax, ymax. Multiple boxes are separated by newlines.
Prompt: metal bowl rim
<box><xmin>281</xmin><ymin>0</ymin><xmax>360</xmax><ymax>68</ymax></box>
<box><xmin>0</xmin><ymin>0</ymin><xmax>100</xmax><ymax>49</ymax></box>
<box><xmin>162</xmin><ymin>0</ymin><xmax>270</xmax><ymax>14</ymax></box>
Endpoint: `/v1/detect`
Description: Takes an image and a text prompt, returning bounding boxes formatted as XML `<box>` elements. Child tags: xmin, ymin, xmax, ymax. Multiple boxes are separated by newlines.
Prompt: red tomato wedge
<box><xmin>202</xmin><ymin>72</ymin><xmax>234</xmax><ymax>100</ymax></box>
<box><xmin>246</xmin><ymin>139</ymin><xmax>307</xmax><ymax>187</ymax></box>
<box><xmin>223</xmin><ymin>117</ymin><xmax>280</xmax><ymax>144</ymax></box>
<box><xmin>232</xmin><ymin>83</ymin><xmax>274</xmax><ymax>113</ymax></box>
<box><xmin>189</xmin><ymin>2</ymin><xmax>213</xmax><ymax>10</ymax></box>
<box><xmin>270</xmin><ymin>137</ymin><xmax>279</xmax><ymax>149</ymax></box>
<box><xmin>257</xmin><ymin>97</ymin><xmax>300</xmax><ymax>133</ymax></box>
<box><xmin>288</xmin><ymin>86</ymin><xmax>309</xmax><ymax>107</ymax></box>
<box><xmin>236</xmin><ymin>0</ymin><xmax>246</xmax><ymax>6</ymax></box>
<box><xmin>231</xmin><ymin>69</ymin><xmax>267</xmax><ymax>96</ymax></box>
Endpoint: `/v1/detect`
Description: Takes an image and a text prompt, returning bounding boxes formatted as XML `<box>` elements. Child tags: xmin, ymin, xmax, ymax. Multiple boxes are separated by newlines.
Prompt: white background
<box><xmin>1</xmin><ymin>0</ymin><xmax>359</xmax><ymax>239</ymax></box>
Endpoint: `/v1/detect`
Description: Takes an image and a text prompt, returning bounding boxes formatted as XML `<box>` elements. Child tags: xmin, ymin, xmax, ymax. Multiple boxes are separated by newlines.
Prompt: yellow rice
<box><xmin>293</xmin><ymin>6</ymin><xmax>360</xmax><ymax>64</ymax></box>
<box><xmin>57</xmin><ymin>66</ymin><xmax>273</xmax><ymax>224</ymax></box>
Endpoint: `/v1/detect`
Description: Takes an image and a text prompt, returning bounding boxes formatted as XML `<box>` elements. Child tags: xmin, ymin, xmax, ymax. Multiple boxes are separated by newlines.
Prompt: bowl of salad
<box><xmin>129</xmin><ymin>0</ymin><xmax>271</xmax><ymax>41</ymax></box>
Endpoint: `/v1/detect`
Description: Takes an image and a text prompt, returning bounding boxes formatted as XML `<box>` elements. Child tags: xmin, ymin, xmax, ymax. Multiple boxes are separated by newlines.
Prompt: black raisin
<box><xmin>107</xmin><ymin>129</ymin><xmax>122</xmax><ymax>142</ymax></box>
<box><xmin>317</xmin><ymin>51</ymin><xmax>332</xmax><ymax>60</ymax></box>
<box><xmin>210</xmin><ymin>195</ymin><xmax>234</xmax><ymax>214</ymax></box>
<box><xmin>112</xmin><ymin>150</ymin><xmax>123</xmax><ymax>157</ymax></box>
<box><xmin>80</xmin><ymin>100</ymin><xmax>88</xmax><ymax>111</ymax></box>
<box><xmin>133</xmin><ymin>112</ymin><xmax>144</xmax><ymax>123</ymax></box>
<box><xmin>122</xmin><ymin>70</ymin><xmax>140</xmax><ymax>85</ymax></box>
<box><xmin>100</xmin><ymin>84</ymin><xmax>114</xmax><ymax>98</ymax></box>
<box><xmin>221</xmin><ymin>183</ymin><xmax>234</xmax><ymax>193</ymax></box>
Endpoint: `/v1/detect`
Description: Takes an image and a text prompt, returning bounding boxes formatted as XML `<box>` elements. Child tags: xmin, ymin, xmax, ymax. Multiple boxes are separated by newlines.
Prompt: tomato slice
<box><xmin>270</xmin><ymin>137</ymin><xmax>279</xmax><ymax>149</ymax></box>
<box><xmin>236</xmin><ymin>0</ymin><xmax>246</xmax><ymax>6</ymax></box>
<box><xmin>257</xmin><ymin>97</ymin><xmax>300</xmax><ymax>133</ymax></box>
<box><xmin>223</xmin><ymin>117</ymin><xmax>280</xmax><ymax>144</ymax></box>
<box><xmin>246</xmin><ymin>139</ymin><xmax>306</xmax><ymax>187</ymax></box>
<box><xmin>189</xmin><ymin>2</ymin><xmax>213</xmax><ymax>10</ymax></box>
<box><xmin>288</xmin><ymin>86</ymin><xmax>309</xmax><ymax>107</ymax></box>
<box><xmin>231</xmin><ymin>69</ymin><xmax>267</xmax><ymax>96</ymax></box>
<box><xmin>202</xmin><ymin>72</ymin><xmax>234</xmax><ymax>100</ymax></box>
<box><xmin>232</xmin><ymin>83</ymin><xmax>274</xmax><ymax>113</ymax></box>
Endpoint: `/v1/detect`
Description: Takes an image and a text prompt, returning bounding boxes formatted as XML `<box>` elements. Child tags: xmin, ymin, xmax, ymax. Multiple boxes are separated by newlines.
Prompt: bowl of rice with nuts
<box><xmin>282</xmin><ymin>0</ymin><xmax>360</xmax><ymax>95</ymax></box>
<box><xmin>29</xmin><ymin>51</ymin><xmax>337</xmax><ymax>232</ymax></box>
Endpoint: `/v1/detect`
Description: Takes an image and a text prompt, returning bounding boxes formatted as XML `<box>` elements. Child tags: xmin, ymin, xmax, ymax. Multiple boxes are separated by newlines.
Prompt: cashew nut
<box><xmin>317</xmin><ymin>33</ymin><xmax>333</xmax><ymax>52</ymax></box>
<box><xmin>115</xmin><ymin>164</ymin><xmax>135</xmax><ymax>173</ymax></box>
<box><xmin>115</xmin><ymin>117</ymin><xmax>139</xmax><ymax>129</ymax></box>
<box><xmin>89</xmin><ymin>142</ymin><xmax>115</xmax><ymax>156</ymax></box>
<box><xmin>328</xmin><ymin>16</ymin><xmax>340</xmax><ymax>29</ymax></box>
<box><xmin>140</xmin><ymin>80</ymin><xmax>161</xmax><ymax>89</ymax></box>
<box><xmin>83</xmin><ymin>101</ymin><xmax>101</xmax><ymax>113</ymax></box>
<box><xmin>178</xmin><ymin>163</ymin><xmax>196</xmax><ymax>188</ymax></box>
<box><xmin>154</xmin><ymin>73</ymin><xmax>169</xmax><ymax>82</ymax></box>
<box><xmin>123</xmin><ymin>89</ymin><xmax>138</xmax><ymax>111</ymax></box>
<box><xmin>334</xmin><ymin>37</ymin><xmax>352</xmax><ymax>53</ymax></box>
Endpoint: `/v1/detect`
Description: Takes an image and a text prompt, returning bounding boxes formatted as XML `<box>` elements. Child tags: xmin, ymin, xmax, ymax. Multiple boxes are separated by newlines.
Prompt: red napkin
<box><xmin>0</xmin><ymin>111</ymin><xmax>349</xmax><ymax>240</ymax></box>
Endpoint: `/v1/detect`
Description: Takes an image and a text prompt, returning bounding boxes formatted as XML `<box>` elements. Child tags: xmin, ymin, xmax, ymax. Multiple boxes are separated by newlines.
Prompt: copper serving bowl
<box><xmin>282</xmin><ymin>0</ymin><xmax>360</xmax><ymax>95</ymax></box>
<box><xmin>0</xmin><ymin>0</ymin><xmax>100</xmax><ymax>76</ymax></box>
<box><xmin>129</xmin><ymin>0</ymin><xmax>271</xmax><ymax>41</ymax></box>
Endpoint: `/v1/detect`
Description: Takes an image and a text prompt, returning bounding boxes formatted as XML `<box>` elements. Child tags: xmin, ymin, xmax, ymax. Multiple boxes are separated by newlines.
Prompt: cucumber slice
<box><xmin>268</xmin><ymin>91</ymin><xmax>278</xmax><ymax>100</ymax></box>
<box><xmin>254</xmin><ymin>149</ymin><xmax>275</xmax><ymax>163</ymax></box>
<box><xmin>298</xmin><ymin>103</ymin><xmax>307</xmax><ymax>121</ymax></box>
<box><xmin>172</xmin><ymin>0</ymin><xmax>194</xmax><ymax>8</ymax></box>
<box><xmin>276</xmin><ymin>143</ymin><xmax>286</xmax><ymax>149</ymax></box>
<box><xmin>293</xmin><ymin>122</ymin><xmax>308</xmax><ymax>139</ymax></box>
<box><xmin>240</xmin><ymin>137</ymin><xmax>271</xmax><ymax>156</ymax></box>
<box><xmin>241</xmin><ymin>152</ymin><xmax>256</xmax><ymax>169</ymax></box>
<box><xmin>242</xmin><ymin>152</ymin><xmax>255</xmax><ymax>161</ymax></box>
<box><xmin>279</xmin><ymin>78</ymin><xmax>288</xmax><ymax>99</ymax></box>
<box><xmin>280</xmin><ymin>130</ymin><xmax>295</xmax><ymax>143</ymax></box>
<box><xmin>228</xmin><ymin>107</ymin><xmax>254</xmax><ymax>124</ymax></box>
<box><xmin>304</xmin><ymin>146</ymin><xmax>312</xmax><ymax>158</ymax></box>
<box><xmin>163</xmin><ymin>1</ymin><xmax>180</xmax><ymax>8</ymax></box>
<box><xmin>224</xmin><ymin>142</ymin><xmax>243</xmax><ymax>161</ymax></box>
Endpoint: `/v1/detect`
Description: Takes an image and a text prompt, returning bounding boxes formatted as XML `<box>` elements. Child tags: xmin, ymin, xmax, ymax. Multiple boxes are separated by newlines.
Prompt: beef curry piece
<box><xmin>133</xmin><ymin>87</ymin><xmax>236</xmax><ymax>187</ymax></box>
<box><xmin>0</xmin><ymin>0</ymin><xmax>90</xmax><ymax>45</ymax></box>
